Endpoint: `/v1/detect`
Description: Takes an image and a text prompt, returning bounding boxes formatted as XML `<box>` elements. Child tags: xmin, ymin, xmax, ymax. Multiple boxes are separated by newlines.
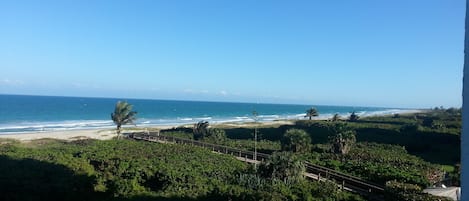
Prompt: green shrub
<box><xmin>0</xmin><ymin>139</ymin><xmax>363</xmax><ymax>200</ymax></box>
<box><xmin>385</xmin><ymin>181</ymin><xmax>453</xmax><ymax>201</ymax></box>
<box><xmin>281</xmin><ymin>129</ymin><xmax>311</xmax><ymax>153</ymax></box>
<box><xmin>400</xmin><ymin>123</ymin><xmax>423</xmax><ymax>133</ymax></box>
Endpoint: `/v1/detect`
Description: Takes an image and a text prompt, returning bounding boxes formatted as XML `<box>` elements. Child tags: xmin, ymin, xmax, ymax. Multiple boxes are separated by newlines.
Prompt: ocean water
<box><xmin>0</xmin><ymin>94</ymin><xmax>410</xmax><ymax>134</ymax></box>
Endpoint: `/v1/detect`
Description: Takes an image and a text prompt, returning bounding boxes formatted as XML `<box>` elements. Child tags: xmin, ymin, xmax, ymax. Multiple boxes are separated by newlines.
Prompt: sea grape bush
<box><xmin>0</xmin><ymin>139</ymin><xmax>363</xmax><ymax>201</ymax></box>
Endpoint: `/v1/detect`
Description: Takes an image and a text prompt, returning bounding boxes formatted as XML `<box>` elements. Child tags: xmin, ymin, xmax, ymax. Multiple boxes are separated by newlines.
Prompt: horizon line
<box><xmin>0</xmin><ymin>93</ymin><xmax>422</xmax><ymax>109</ymax></box>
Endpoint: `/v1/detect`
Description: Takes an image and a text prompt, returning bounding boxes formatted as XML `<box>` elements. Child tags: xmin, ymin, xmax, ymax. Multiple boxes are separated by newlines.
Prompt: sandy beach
<box><xmin>0</xmin><ymin>129</ymin><xmax>117</xmax><ymax>142</ymax></box>
<box><xmin>0</xmin><ymin>121</ymin><xmax>293</xmax><ymax>142</ymax></box>
<box><xmin>0</xmin><ymin>110</ymin><xmax>425</xmax><ymax>142</ymax></box>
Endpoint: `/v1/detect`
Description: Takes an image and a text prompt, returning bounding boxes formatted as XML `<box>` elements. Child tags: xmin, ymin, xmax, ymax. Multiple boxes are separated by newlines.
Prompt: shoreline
<box><xmin>0</xmin><ymin>109</ymin><xmax>425</xmax><ymax>142</ymax></box>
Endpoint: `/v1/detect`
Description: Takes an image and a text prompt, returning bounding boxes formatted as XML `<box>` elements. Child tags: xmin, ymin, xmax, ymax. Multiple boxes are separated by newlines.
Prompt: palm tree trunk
<box><xmin>117</xmin><ymin>125</ymin><xmax>121</xmax><ymax>139</ymax></box>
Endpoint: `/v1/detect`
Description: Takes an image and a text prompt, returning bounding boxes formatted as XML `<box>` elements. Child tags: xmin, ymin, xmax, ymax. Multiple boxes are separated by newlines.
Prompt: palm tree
<box><xmin>281</xmin><ymin>129</ymin><xmax>311</xmax><ymax>153</ymax></box>
<box><xmin>349</xmin><ymin>111</ymin><xmax>359</xmax><ymax>122</ymax></box>
<box><xmin>111</xmin><ymin>101</ymin><xmax>137</xmax><ymax>139</ymax></box>
<box><xmin>259</xmin><ymin>151</ymin><xmax>305</xmax><ymax>183</ymax></box>
<box><xmin>331</xmin><ymin>113</ymin><xmax>341</xmax><ymax>121</ymax></box>
<box><xmin>329</xmin><ymin>123</ymin><xmax>356</xmax><ymax>154</ymax></box>
<box><xmin>305</xmin><ymin>107</ymin><xmax>319</xmax><ymax>120</ymax></box>
<box><xmin>193</xmin><ymin>121</ymin><xmax>209</xmax><ymax>140</ymax></box>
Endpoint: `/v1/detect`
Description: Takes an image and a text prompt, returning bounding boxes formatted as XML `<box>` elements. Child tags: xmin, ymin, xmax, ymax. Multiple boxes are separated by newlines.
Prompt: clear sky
<box><xmin>0</xmin><ymin>1</ymin><xmax>464</xmax><ymax>108</ymax></box>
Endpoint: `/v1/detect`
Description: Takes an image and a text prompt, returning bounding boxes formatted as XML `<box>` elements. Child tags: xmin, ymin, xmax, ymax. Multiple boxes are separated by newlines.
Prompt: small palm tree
<box><xmin>193</xmin><ymin>121</ymin><xmax>209</xmax><ymax>140</ymax></box>
<box><xmin>259</xmin><ymin>151</ymin><xmax>305</xmax><ymax>183</ymax></box>
<box><xmin>305</xmin><ymin>107</ymin><xmax>319</xmax><ymax>120</ymax></box>
<box><xmin>329</xmin><ymin>123</ymin><xmax>356</xmax><ymax>154</ymax></box>
<box><xmin>281</xmin><ymin>129</ymin><xmax>311</xmax><ymax>153</ymax></box>
<box><xmin>111</xmin><ymin>101</ymin><xmax>137</xmax><ymax>139</ymax></box>
<box><xmin>349</xmin><ymin>111</ymin><xmax>359</xmax><ymax>122</ymax></box>
<box><xmin>331</xmin><ymin>113</ymin><xmax>341</xmax><ymax>121</ymax></box>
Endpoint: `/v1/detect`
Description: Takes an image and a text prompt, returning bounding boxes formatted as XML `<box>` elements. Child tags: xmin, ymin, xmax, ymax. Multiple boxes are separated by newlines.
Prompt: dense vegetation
<box><xmin>0</xmin><ymin>139</ymin><xmax>362</xmax><ymax>201</ymax></box>
<box><xmin>384</xmin><ymin>181</ymin><xmax>452</xmax><ymax>201</ymax></box>
<box><xmin>160</xmin><ymin>109</ymin><xmax>460</xmax><ymax>200</ymax></box>
<box><xmin>0</xmin><ymin>108</ymin><xmax>458</xmax><ymax>200</ymax></box>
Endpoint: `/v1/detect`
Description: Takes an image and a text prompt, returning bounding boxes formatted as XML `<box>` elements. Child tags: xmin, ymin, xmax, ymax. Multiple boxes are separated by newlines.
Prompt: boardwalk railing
<box><xmin>129</xmin><ymin>132</ymin><xmax>385</xmax><ymax>200</ymax></box>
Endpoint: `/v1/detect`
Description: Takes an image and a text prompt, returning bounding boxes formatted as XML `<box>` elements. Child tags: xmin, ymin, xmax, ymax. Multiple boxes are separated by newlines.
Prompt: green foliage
<box><xmin>422</xmin><ymin>117</ymin><xmax>435</xmax><ymax>127</ymax></box>
<box><xmin>111</xmin><ymin>101</ymin><xmax>137</xmax><ymax>139</ymax></box>
<box><xmin>329</xmin><ymin>123</ymin><xmax>356</xmax><ymax>155</ymax></box>
<box><xmin>235</xmin><ymin>173</ymin><xmax>365</xmax><ymax>201</ymax></box>
<box><xmin>385</xmin><ymin>181</ymin><xmax>453</xmax><ymax>201</ymax></box>
<box><xmin>448</xmin><ymin>163</ymin><xmax>461</xmax><ymax>186</ymax></box>
<box><xmin>309</xmin><ymin>143</ymin><xmax>444</xmax><ymax>187</ymax></box>
<box><xmin>199</xmin><ymin>110</ymin><xmax>459</xmax><ymax>188</ymax></box>
<box><xmin>400</xmin><ymin>122</ymin><xmax>423</xmax><ymax>133</ymax></box>
<box><xmin>445</xmin><ymin>107</ymin><xmax>461</xmax><ymax>115</ymax></box>
<box><xmin>258</xmin><ymin>151</ymin><xmax>305</xmax><ymax>183</ymax></box>
<box><xmin>0</xmin><ymin>139</ymin><xmax>364</xmax><ymax>200</ymax></box>
<box><xmin>305</xmin><ymin>107</ymin><xmax>319</xmax><ymax>120</ymax></box>
<box><xmin>213</xmin><ymin>110</ymin><xmax>459</xmax><ymax>188</ymax></box>
<box><xmin>0</xmin><ymin>155</ymin><xmax>98</xmax><ymax>201</ymax></box>
<box><xmin>281</xmin><ymin>129</ymin><xmax>311</xmax><ymax>153</ymax></box>
<box><xmin>331</xmin><ymin>113</ymin><xmax>341</xmax><ymax>121</ymax></box>
<box><xmin>294</xmin><ymin>121</ymin><xmax>333</xmax><ymax>143</ymax></box>
<box><xmin>206</xmin><ymin>128</ymin><xmax>227</xmax><ymax>144</ymax></box>
<box><xmin>163</xmin><ymin>129</ymin><xmax>281</xmax><ymax>153</ymax></box>
<box><xmin>415</xmin><ymin>110</ymin><xmax>461</xmax><ymax>135</ymax></box>
<box><xmin>348</xmin><ymin>111</ymin><xmax>359</xmax><ymax>122</ymax></box>
<box><xmin>431</xmin><ymin>121</ymin><xmax>445</xmax><ymax>129</ymax></box>
<box><xmin>0</xmin><ymin>139</ymin><xmax>247</xmax><ymax>200</ymax></box>
<box><xmin>193</xmin><ymin>121</ymin><xmax>209</xmax><ymax>140</ymax></box>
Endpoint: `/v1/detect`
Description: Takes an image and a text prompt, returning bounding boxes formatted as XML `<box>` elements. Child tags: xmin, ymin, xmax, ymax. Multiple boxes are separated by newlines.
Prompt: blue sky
<box><xmin>0</xmin><ymin>1</ymin><xmax>464</xmax><ymax>108</ymax></box>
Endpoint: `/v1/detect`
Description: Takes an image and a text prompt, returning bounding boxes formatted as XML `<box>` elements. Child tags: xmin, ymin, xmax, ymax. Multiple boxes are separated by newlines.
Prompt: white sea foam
<box><xmin>258</xmin><ymin>115</ymin><xmax>280</xmax><ymax>119</ymax></box>
<box><xmin>235</xmin><ymin>116</ymin><xmax>250</xmax><ymax>119</ymax></box>
<box><xmin>0</xmin><ymin>109</ymin><xmax>420</xmax><ymax>134</ymax></box>
<box><xmin>0</xmin><ymin>120</ymin><xmax>115</xmax><ymax>133</ymax></box>
<box><xmin>195</xmin><ymin>117</ymin><xmax>212</xmax><ymax>120</ymax></box>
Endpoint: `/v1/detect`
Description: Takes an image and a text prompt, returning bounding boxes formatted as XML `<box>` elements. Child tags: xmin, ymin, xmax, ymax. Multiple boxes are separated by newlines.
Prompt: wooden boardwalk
<box><xmin>129</xmin><ymin>132</ymin><xmax>385</xmax><ymax>200</ymax></box>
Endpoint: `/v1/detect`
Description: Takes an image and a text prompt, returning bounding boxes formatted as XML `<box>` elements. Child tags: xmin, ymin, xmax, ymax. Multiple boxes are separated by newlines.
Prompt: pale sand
<box><xmin>0</xmin><ymin>121</ymin><xmax>293</xmax><ymax>142</ymax></box>
<box><xmin>0</xmin><ymin>129</ymin><xmax>117</xmax><ymax>142</ymax></box>
<box><xmin>0</xmin><ymin>124</ymin><xmax>184</xmax><ymax>142</ymax></box>
<box><xmin>0</xmin><ymin>110</ymin><xmax>425</xmax><ymax>142</ymax></box>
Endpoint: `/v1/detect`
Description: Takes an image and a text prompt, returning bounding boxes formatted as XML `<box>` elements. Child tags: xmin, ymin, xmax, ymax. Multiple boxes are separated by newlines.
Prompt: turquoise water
<box><xmin>0</xmin><ymin>94</ymin><xmax>408</xmax><ymax>133</ymax></box>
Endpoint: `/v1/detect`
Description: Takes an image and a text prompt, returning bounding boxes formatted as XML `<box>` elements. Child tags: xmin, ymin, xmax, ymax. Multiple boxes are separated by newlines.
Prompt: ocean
<box><xmin>0</xmin><ymin>94</ymin><xmax>411</xmax><ymax>134</ymax></box>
